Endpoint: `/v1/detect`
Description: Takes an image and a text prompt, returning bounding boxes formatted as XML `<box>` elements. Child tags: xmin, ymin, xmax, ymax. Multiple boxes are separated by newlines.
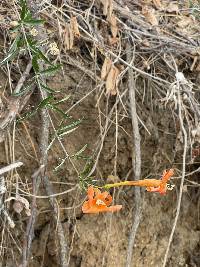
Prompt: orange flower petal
<box><xmin>98</xmin><ymin>191</ymin><xmax>109</xmax><ymax>199</ymax></box>
<box><xmin>147</xmin><ymin>186</ymin><xmax>166</xmax><ymax>195</ymax></box>
<box><xmin>103</xmin><ymin>194</ymin><xmax>112</xmax><ymax>206</ymax></box>
<box><xmin>82</xmin><ymin>186</ymin><xmax>122</xmax><ymax>214</ymax></box>
<box><xmin>82</xmin><ymin>198</ymin><xmax>96</xmax><ymax>213</ymax></box>
<box><xmin>96</xmin><ymin>192</ymin><xmax>112</xmax><ymax>206</ymax></box>
<box><xmin>146</xmin><ymin>169</ymin><xmax>174</xmax><ymax>195</ymax></box>
<box><xmin>82</xmin><ymin>202</ymin><xmax>122</xmax><ymax>213</ymax></box>
<box><xmin>87</xmin><ymin>186</ymin><xmax>94</xmax><ymax>200</ymax></box>
<box><xmin>82</xmin><ymin>201</ymin><xmax>97</xmax><ymax>213</ymax></box>
<box><xmin>82</xmin><ymin>201</ymin><xmax>90</xmax><ymax>213</ymax></box>
<box><xmin>161</xmin><ymin>169</ymin><xmax>174</xmax><ymax>183</ymax></box>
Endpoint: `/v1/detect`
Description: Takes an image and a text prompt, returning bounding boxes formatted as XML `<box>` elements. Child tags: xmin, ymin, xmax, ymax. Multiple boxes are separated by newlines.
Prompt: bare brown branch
<box><xmin>21</xmin><ymin>1</ymin><xmax>68</xmax><ymax>266</ymax></box>
<box><xmin>125</xmin><ymin>41</ymin><xmax>142</xmax><ymax>267</ymax></box>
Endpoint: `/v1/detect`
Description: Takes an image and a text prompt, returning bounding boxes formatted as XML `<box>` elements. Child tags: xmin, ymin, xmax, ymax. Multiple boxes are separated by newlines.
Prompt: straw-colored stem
<box><xmin>103</xmin><ymin>179</ymin><xmax>162</xmax><ymax>189</ymax></box>
<box><xmin>104</xmin><ymin>181</ymin><xmax>137</xmax><ymax>189</ymax></box>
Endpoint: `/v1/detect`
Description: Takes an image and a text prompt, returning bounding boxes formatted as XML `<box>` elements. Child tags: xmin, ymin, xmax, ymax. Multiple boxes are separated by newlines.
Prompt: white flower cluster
<box><xmin>49</xmin><ymin>42</ymin><xmax>59</xmax><ymax>55</ymax></box>
<box><xmin>30</xmin><ymin>28</ymin><xmax>38</xmax><ymax>37</ymax></box>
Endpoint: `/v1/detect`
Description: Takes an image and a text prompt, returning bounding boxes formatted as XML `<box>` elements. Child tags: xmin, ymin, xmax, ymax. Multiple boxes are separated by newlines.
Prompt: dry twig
<box><xmin>22</xmin><ymin>1</ymin><xmax>68</xmax><ymax>266</ymax></box>
<box><xmin>0</xmin><ymin>161</ymin><xmax>23</xmax><ymax>176</ymax></box>
<box><xmin>162</xmin><ymin>71</ymin><xmax>188</xmax><ymax>267</ymax></box>
<box><xmin>0</xmin><ymin>61</ymin><xmax>34</xmax><ymax>142</ymax></box>
<box><xmin>0</xmin><ymin>176</ymin><xmax>15</xmax><ymax>228</ymax></box>
<box><xmin>125</xmin><ymin>41</ymin><xmax>142</xmax><ymax>267</ymax></box>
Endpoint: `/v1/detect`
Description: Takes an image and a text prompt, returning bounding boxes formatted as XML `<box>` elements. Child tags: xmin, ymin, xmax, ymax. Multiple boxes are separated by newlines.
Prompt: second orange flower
<box><xmin>82</xmin><ymin>186</ymin><xmax>122</xmax><ymax>214</ymax></box>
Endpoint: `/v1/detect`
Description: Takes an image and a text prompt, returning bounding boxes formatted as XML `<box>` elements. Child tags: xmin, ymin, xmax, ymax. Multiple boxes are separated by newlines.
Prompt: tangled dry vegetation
<box><xmin>0</xmin><ymin>0</ymin><xmax>200</xmax><ymax>266</ymax></box>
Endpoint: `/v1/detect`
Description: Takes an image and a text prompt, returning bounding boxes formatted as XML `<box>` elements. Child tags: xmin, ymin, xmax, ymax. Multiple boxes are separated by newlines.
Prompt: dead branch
<box><xmin>0</xmin><ymin>62</ymin><xmax>33</xmax><ymax>142</ymax></box>
<box><xmin>14</xmin><ymin>61</ymin><xmax>32</xmax><ymax>94</ymax></box>
<box><xmin>125</xmin><ymin>41</ymin><xmax>142</xmax><ymax>267</ymax></box>
<box><xmin>42</xmin><ymin>175</ymin><xmax>68</xmax><ymax>266</ymax></box>
<box><xmin>22</xmin><ymin>1</ymin><xmax>68</xmax><ymax>266</ymax></box>
<box><xmin>63</xmin><ymin>55</ymin><xmax>101</xmax><ymax>82</ymax></box>
<box><xmin>162</xmin><ymin>74</ymin><xmax>188</xmax><ymax>267</ymax></box>
<box><xmin>0</xmin><ymin>176</ymin><xmax>15</xmax><ymax>228</ymax></box>
<box><xmin>0</xmin><ymin>161</ymin><xmax>23</xmax><ymax>176</ymax></box>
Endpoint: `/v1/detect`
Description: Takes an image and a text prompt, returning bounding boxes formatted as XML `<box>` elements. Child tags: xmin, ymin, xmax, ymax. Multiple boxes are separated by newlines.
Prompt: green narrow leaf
<box><xmin>32</xmin><ymin>56</ymin><xmax>39</xmax><ymax>73</ymax></box>
<box><xmin>53</xmin><ymin>156</ymin><xmax>68</xmax><ymax>172</ymax></box>
<box><xmin>79</xmin><ymin>159</ymin><xmax>94</xmax><ymax>189</ymax></box>
<box><xmin>40</xmin><ymin>82</ymin><xmax>60</xmax><ymax>94</ymax></box>
<box><xmin>58</xmin><ymin>126</ymin><xmax>79</xmax><ymax>137</ymax></box>
<box><xmin>17</xmin><ymin>109</ymin><xmax>37</xmax><ymax>122</ymax></box>
<box><xmin>27</xmin><ymin>38</ymin><xmax>50</xmax><ymax>64</ymax></box>
<box><xmin>0</xmin><ymin>51</ymin><xmax>18</xmax><ymax>65</ymax></box>
<box><xmin>27</xmin><ymin>36</ymin><xmax>38</xmax><ymax>53</ymax></box>
<box><xmin>9</xmin><ymin>35</ymin><xmax>21</xmax><ymax>53</ymax></box>
<box><xmin>35</xmin><ymin>48</ymin><xmax>52</xmax><ymax>65</ymax></box>
<box><xmin>26</xmin><ymin>37</ymin><xmax>37</xmax><ymax>46</ymax></box>
<box><xmin>12</xmin><ymin>83</ymin><xmax>33</xmax><ymax>96</ymax></box>
<box><xmin>53</xmin><ymin>95</ymin><xmax>70</xmax><ymax>105</ymax></box>
<box><xmin>20</xmin><ymin>0</ymin><xmax>28</xmax><ymax>20</ymax></box>
<box><xmin>27</xmin><ymin>40</ymin><xmax>39</xmax><ymax>55</ymax></box>
<box><xmin>40</xmin><ymin>64</ymin><xmax>62</xmax><ymax>76</ymax></box>
<box><xmin>71</xmin><ymin>144</ymin><xmax>90</xmax><ymax>160</ymax></box>
<box><xmin>57</xmin><ymin>119</ymin><xmax>82</xmax><ymax>135</ymax></box>
<box><xmin>24</xmin><ymin>19</ymin><xmax>45</xmax><ymax>25</ymax></box>
<box><xmin>23</xmin><ymin>11</ymin><xmax>32</xmax><ymax>21</ymax></box>
<box><xmin>0</xmin><ymin>35</ymin><xmax>21</xmax><ymax>65</ymax></box>
<box><xmin>37</xmin><ymin>96</ymin><xmax>54</xmax><ymax>109</ymax></box>
<box><xmin>72</xmin><ymin>144</ymin><xmax>88</xmax><ymax>158</ymax></box>
<box><xmin>48</xmin><ymin>105</ymin><xmax>71</xmax><ymax>119</ymax></box>
<box><xmin>17</xmin><ymin>96</ymin><xmax>53</xmax><ymax>122</ymax></box>
<box><xmin>10</xmin><ymin>24</ymin><xmax>21</xmax><ymax>32</ymax></box>
<box><xmin>29</xmin><ymin>46</ymin><xmax>52</xmax><ymax>65</ymax></box>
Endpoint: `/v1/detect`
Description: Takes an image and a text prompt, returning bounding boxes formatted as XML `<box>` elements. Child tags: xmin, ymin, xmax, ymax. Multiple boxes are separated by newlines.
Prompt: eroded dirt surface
<box><xmin>0</xmin><ymin>64</ymin><xmax>199</xmax><ymax>267</ymax></box>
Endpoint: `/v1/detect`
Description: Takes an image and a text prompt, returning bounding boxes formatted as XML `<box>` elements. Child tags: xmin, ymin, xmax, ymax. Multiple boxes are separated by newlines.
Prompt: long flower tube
<box><xmin>103</xmin><ymin>169</ymin><xmax>174</xmax><ymax>195</ymax></box>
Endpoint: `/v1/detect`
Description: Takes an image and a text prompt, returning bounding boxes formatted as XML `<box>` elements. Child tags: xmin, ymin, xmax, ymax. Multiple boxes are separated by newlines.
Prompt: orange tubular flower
<box><xmin>104</xmin><ymin>169</ymin><xmax>174</xmax><ymax>195</ymax></box>
<box><xmin>146</xmin><ymin>169</ymin><xmax>174</xmax><ymax>195</ymax></box>
<box><xmin>82</xmin><ymin>186</ymin><xmax>122</xmax><ymax>214</ymax></box>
